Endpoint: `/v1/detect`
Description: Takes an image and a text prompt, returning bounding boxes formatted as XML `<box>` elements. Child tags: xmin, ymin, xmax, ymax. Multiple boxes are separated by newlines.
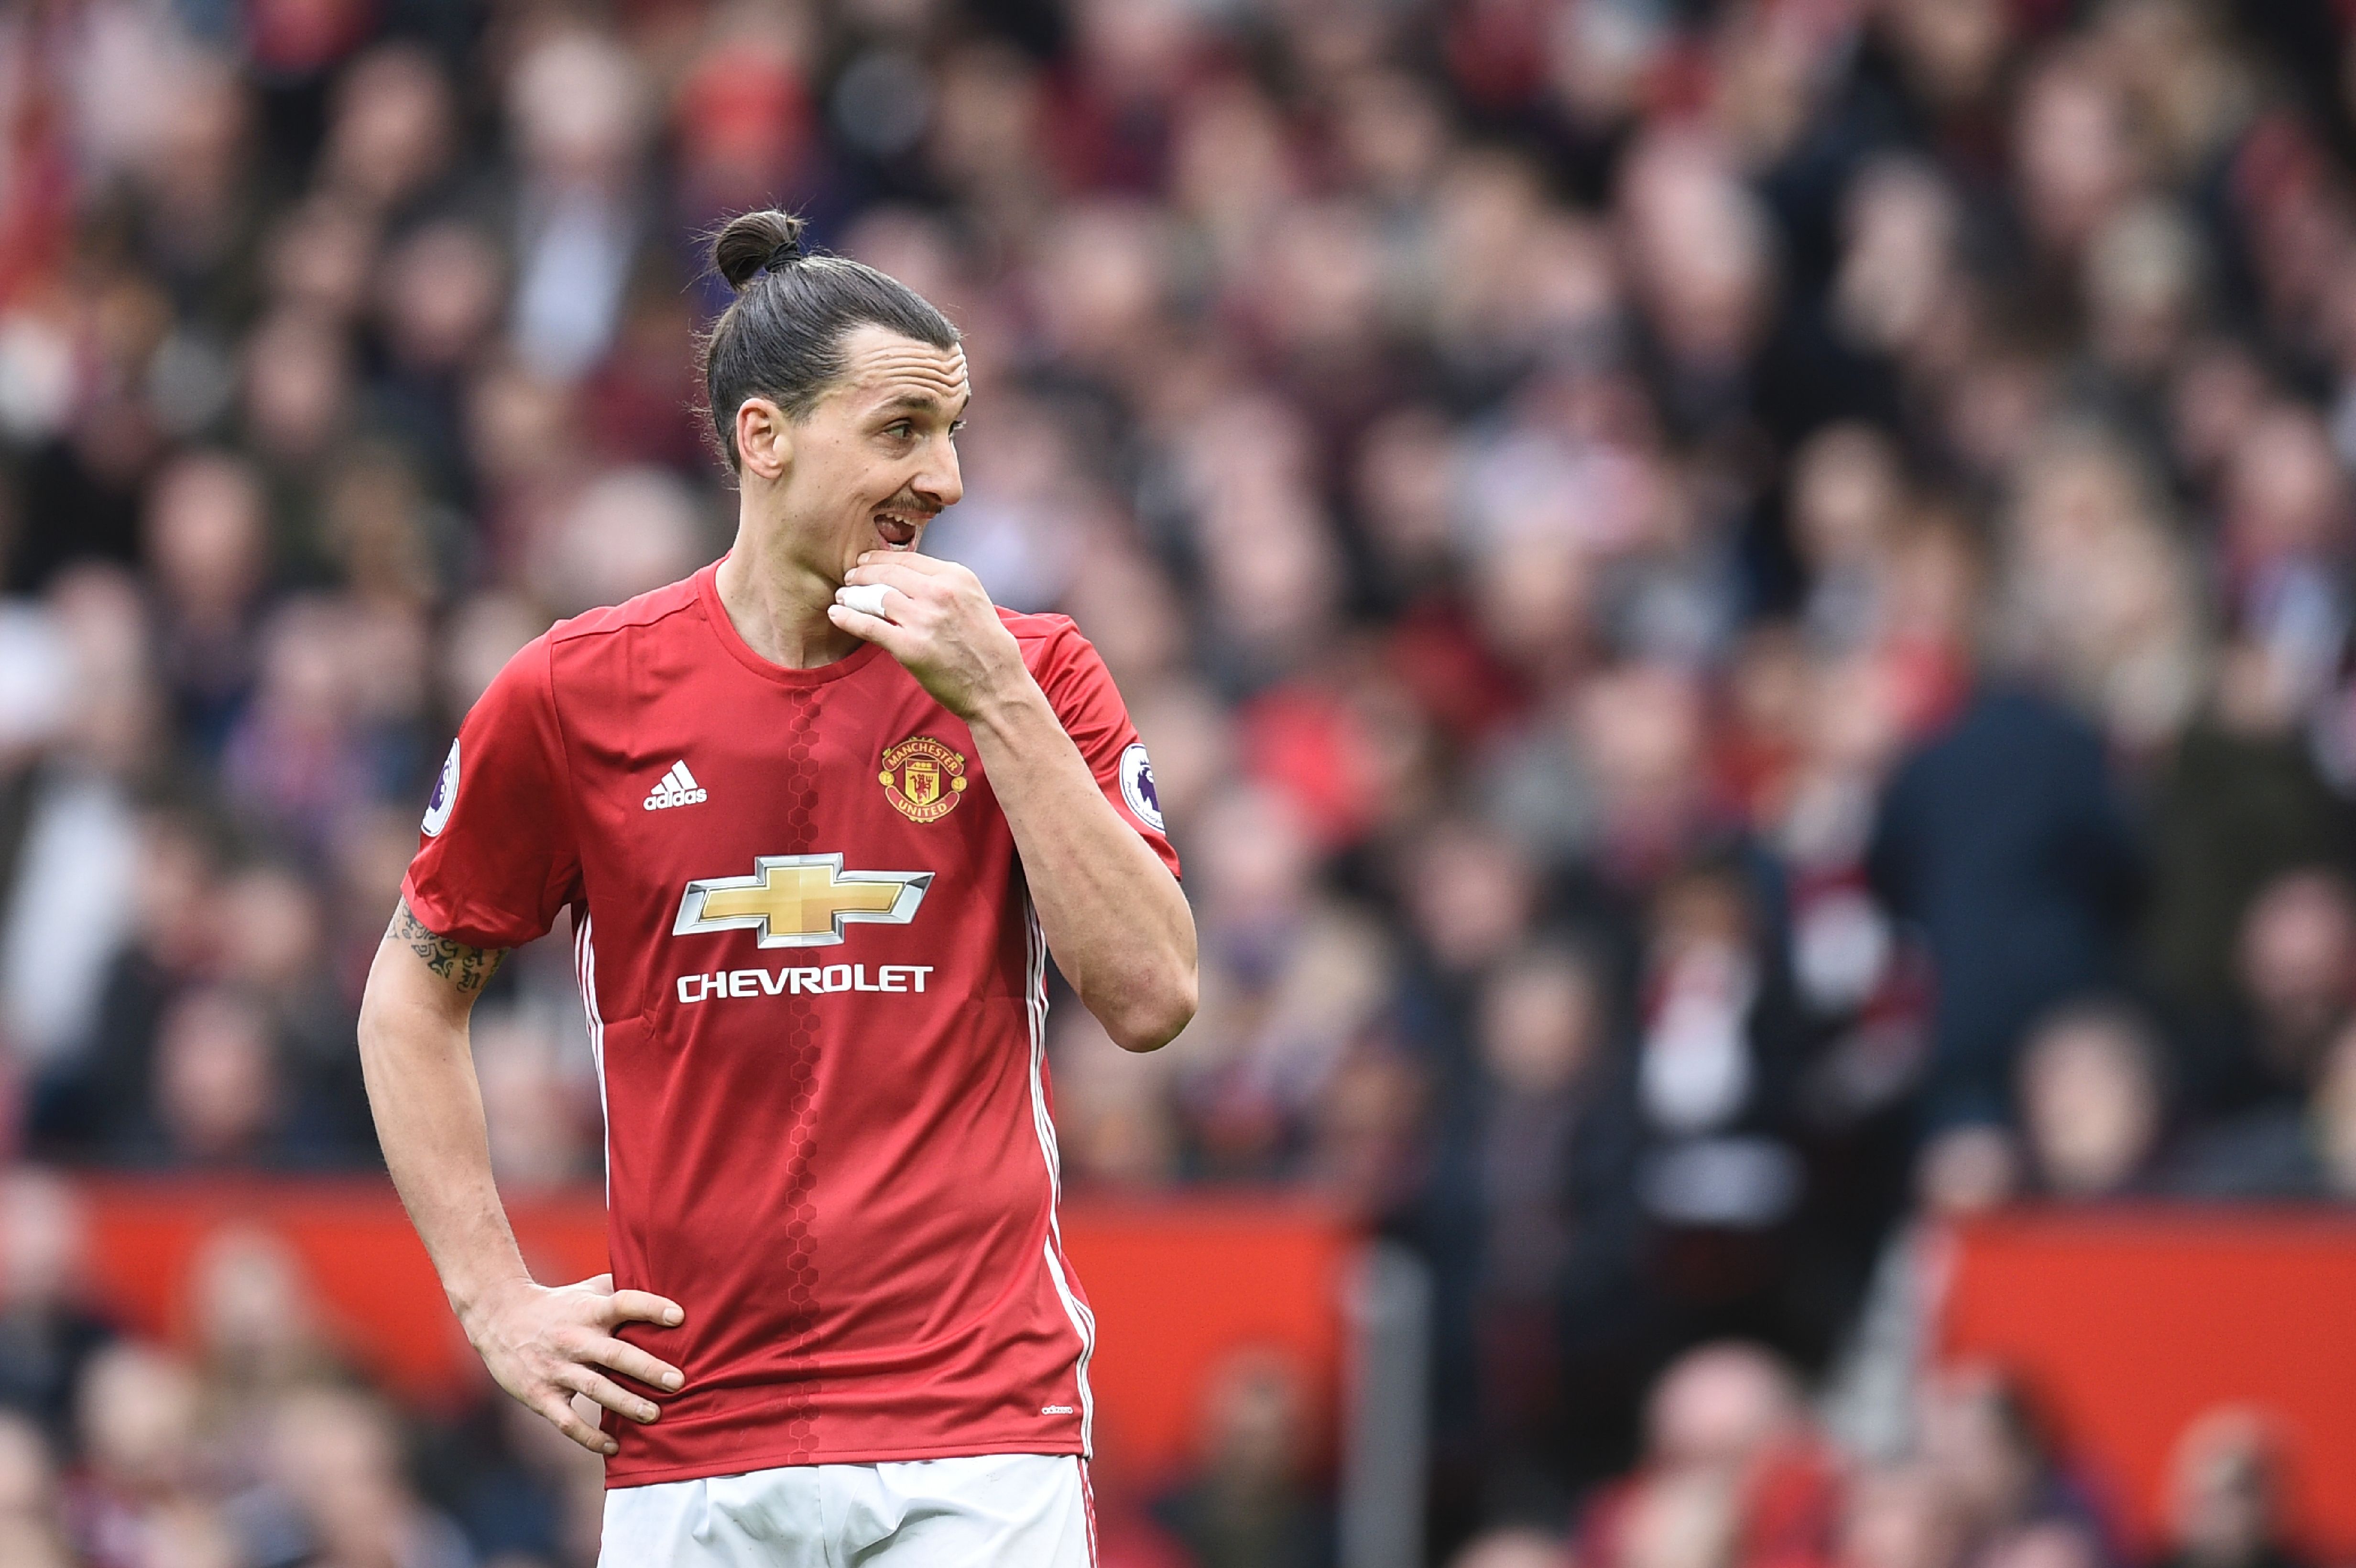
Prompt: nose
<box><xmin>914</xmin><ymin>432</ymin><xmax>963</xmax><ymax>511</ymax></box>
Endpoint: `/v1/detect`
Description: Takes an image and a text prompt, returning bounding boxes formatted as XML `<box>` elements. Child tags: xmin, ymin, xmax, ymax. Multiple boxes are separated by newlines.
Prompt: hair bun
<box><xmin>712</xmin><ymin>209</ymin><xmax>810</xmax><ymax>292</ymax></box>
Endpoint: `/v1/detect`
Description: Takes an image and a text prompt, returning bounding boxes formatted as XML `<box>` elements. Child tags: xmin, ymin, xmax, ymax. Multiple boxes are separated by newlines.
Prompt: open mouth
<box><xmin>873</xmin><ymin>510</ymin><xmax>926</xmax><ymax>549</ymax></box>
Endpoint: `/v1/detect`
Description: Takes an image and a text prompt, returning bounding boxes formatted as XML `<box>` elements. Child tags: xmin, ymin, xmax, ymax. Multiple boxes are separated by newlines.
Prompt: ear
<box><xmin>735</xmin><ymin>397</ymin><xmax>793</xmax><ymax>481</ymax></box>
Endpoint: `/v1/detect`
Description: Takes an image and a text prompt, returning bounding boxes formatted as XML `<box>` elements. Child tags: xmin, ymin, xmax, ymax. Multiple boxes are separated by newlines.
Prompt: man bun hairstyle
<box><xmin>701</xmin><ymin>208</ymin><xmax>960</xmax><ymax>473</ymax></box>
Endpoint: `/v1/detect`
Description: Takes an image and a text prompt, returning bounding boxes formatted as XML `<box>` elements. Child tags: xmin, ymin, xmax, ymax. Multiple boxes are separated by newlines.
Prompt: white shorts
<box><xmin>597</xmin><ymin>1452</ymin><xmax>1095</xmax><ymax>1567</ymax></box>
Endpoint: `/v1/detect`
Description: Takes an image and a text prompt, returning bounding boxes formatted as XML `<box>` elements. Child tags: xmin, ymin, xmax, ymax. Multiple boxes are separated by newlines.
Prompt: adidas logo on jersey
<box><xmin>644</xmin><ymin>761</ymin><xmax>708</xmax><ymax>811</ymax></box>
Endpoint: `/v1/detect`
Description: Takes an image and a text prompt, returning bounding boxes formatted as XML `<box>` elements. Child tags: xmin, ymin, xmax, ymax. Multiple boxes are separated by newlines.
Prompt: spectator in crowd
<box><xmin>2013</xmin><ymin>1001</ymin><xmax>2170</xmax><ymax>1200</ymax></box>
<box><xmin>1867</xmin><ymin>688</ymin><xmax>2145</xmax><ymax>1131</ymax></box>
<box><xmin>142</xmin><ymin>451</ymin><xmax>271</xmax><ymax>760</ymax></box>
<box><xmin>1156</xmin><ymin>1348</ymin><xmax>1332</xmax><ymax>1568</ymax></box>
<box><xmin>2172</xmin><ymin>1018</ymin><xmax>2356</xmax><ymax>1200</ymax></box>
<box><xmin>1837</xmin><ymin>1464</ymin><xmax>1964</xmax><ymax>1568</ymax></box>
<box><xmin>244</xmin><ymin>1383</ymin><xmax>472</xmax><ymax>1568</ymax></box>
<box><xmin>0</xmin><ymin>1170</ymin><xmax>113</xmax><ymax>1446</ymax></box>
<box><xmin>0</xmin><ymin>570</ymin><xmax>158</xmax><ymax>1100</ymax></box>
<box><xmin>1447</xmin><ymin>1528</ymin><xmax>1572</xmax><ymax>1568</ymax></box>
<box><xmin>2152</xmin><ymin>1408</ymin><xmax>2312</xmax><ymax>1568</ymax></box>
<box><xmin>131</xmin><ymin>989</ymin><xmax>291</xmax><ymax>1171</ymax></box>
<box><xmin>2217</xmin><ymin>870</ymin><xmax>2356</xmax><ymax>1109</ymax></box>
<box><xmin>67</xmin><ymin>1341</ymin><xmax>212</xmax><ymax>1567</ymax></box>
<box><xmin>1914</xmin><ymin>1365</ymin><xmax>2115</xmax><ymax>1568</ymax></box>
<box><xmin>1576</xmin><ymin>1342</ymin><xmax>1841</xmax><ymax>1568</ymax></box>
<box><xmin>216</xmin><ymin>863</ymin><xmax>372</xmax><ymax>1155</ymax></box>
<box><xmin>2140</xmin><ymin>652</ymin><xmax>2356</xmax><ymax>1081</ymax></box>
<box><xmin>183</xmin><ymin>1224</ymin><xmax>346</xmax><ymax>1469</ymax></box>
<box><xmin>0</xmin><ymin>1407</ymin><xmax>72</xmax><ymax>1562</ymax></box>
<box><xmin>1985</xmin><ymin>1522</ymin><xmax>2109</xmax><ymax>1568</ymax></box>
<box><xmin>30</xmin><ymin>806</ymin><xmax>223</xmax><ymax>1159</ymax></box>
<box><xmin>1461</xmin><ymin>939</ymin><xmax>1622</xmax><ymax>1483</ymax></box>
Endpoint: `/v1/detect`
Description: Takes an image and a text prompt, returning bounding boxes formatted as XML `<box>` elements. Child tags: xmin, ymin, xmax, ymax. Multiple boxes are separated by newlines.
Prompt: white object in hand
<box><xmin>837</xmin><ymin>584</ymin><xmax>892</xmax><ymax>619</ymax></box>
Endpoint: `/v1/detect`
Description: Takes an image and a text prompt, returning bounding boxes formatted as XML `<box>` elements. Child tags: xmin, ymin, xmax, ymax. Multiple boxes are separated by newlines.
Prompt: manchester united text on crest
<box><xmin>880</xmin><ymin>735</ymin><xmax>970</xmax><ymax>823</ymax></box>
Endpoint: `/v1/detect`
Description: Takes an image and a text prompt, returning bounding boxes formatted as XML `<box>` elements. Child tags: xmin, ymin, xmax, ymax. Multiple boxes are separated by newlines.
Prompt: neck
<box><xmin>713</xmin><ymin>501</ymin><xmax>863</xmax><ymax>670</ymax></box>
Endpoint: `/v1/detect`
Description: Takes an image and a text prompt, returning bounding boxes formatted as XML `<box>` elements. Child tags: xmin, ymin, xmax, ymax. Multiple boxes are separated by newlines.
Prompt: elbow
<box><xmin>355</xmin><ymin>974</ymin><xmax>400</xmax><ymax>1075</ymax></box>
<box><xmin>356</xmin><ymin>976</ymin><xmax>387</xmax><ymax>1056</ymax></box>
<box><xmin>354</xmin><ymin>946</ymin><xmax>454</xmax><ymax>1071</ymax></box>
<box><xmin>1106</xmin><ymin>962</ymin><xmax>1197</xmax><ymax>1054</ymax></box>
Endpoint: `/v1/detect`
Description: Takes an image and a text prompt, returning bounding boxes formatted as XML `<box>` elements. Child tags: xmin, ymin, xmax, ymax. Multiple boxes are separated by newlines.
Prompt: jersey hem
<box><xmin>604</xmin><ymin>1436</ymin><xmax>1088</xmax><ymax>1490</ymax></box>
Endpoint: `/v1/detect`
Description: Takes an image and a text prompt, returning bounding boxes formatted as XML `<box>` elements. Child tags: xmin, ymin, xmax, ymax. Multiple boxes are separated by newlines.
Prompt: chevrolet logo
<box><xmin>673</xmin><ymin>854</ymin><xmax>932</xmax><ymax>948</ymax></box>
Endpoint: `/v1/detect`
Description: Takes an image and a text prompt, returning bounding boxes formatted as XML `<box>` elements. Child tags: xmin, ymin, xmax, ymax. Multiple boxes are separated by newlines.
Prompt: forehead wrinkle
<box><xmin>805</xmin><ymin>322</ymin><xmax>970</xmax><ymax>434</ymax></box>
<box><xmin>837</xmin><ymin>335</ymin><xmax>966</xmax><ymax>388</ymax></box>
<box><xmin>841</xmin><ymin>349</ymin><xmax>970</xmax><ymax>419</ymax></box>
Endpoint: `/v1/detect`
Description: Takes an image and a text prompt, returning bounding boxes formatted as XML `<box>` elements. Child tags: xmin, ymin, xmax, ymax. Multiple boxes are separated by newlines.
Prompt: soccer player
<box><xmin>358</xmin><ymin>209</ymin><xmax>1197</xmax><ymax>1565</ymax></box>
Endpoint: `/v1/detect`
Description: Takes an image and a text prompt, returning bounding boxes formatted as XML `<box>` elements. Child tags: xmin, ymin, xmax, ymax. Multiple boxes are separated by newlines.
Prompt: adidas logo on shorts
<box><xmin>644</xmin><ymin>761</ymin><xmax>708</xmax><ymax>811</ymax></box>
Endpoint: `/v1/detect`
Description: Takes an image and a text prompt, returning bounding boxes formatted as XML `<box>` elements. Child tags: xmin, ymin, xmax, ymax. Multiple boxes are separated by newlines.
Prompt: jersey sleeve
<box><xmin>401</xmin><ymin>633</ymin><xmax>583</xmax><ymax>949</ymax></box>
<box><xmin>1031</xmin><ymin>621</ymin><xmax>1182</xmax><ymax>880</ymax></box>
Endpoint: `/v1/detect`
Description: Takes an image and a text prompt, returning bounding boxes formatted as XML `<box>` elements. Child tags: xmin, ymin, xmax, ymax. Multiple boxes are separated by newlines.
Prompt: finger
<box><xmin>833</xmin><ymin>583</ymin><xmax>900</xmax><ymax>620</ymax></box>
<box><xmin>843</xmin><ymin>559</ymin><xmax>938</xmax><ymax>595</ymax></box>
<box><xmin>827</xmin><ymin>602</ymin><xmax>923</xmax><ymax>658</ymax></box>
<box><xmin>602</xmin><ymin>1290</ymin><xmax>687</xmax><ymax>1329</ymax></box>
<box><xmin>579</xmin><ymin>1273</ymin><xmax>615</xmax><ymax>1295</ymax></box>
<box><xmin>858</xmin><ymin>550</ymin><xmax>954</xmax><ymax>575</ymax></box>
<box><xmin>533</xmin><ymin>1390</ymin><xmax>618</xmax><ymax>1456</ymax></box>
<box><xmin>557</xmin><ymin>1361</ymin><xmax>662</xmax><ymax>1425</ymax></box>
<box><xmin>580</xmin><ymin>1332</ymin><xmax>686</xmax><ymax>1393</ymax></box>
<box><xmin>851</xmin><ymin>555</ymin><xmax>991</xmax><ymax>612</ymax></box>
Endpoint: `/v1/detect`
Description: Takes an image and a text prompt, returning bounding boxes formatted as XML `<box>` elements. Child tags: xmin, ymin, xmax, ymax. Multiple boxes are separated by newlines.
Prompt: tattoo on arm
<box><xmin>386</xmin><ymin>901</ymin><xmax>509</xmax><ymax>994</ymax></box>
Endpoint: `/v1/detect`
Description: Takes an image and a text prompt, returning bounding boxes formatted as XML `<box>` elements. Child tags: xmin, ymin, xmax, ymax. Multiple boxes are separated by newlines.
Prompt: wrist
<box><xmin>962</xmin><ymin>666</ymin><xmax>1050</xmax><ymax>736</ymax></box>
<box><xmin>450</xmin><ymin>1267</ymin><xmax>534</xmax><ymax>1338</ymax></box>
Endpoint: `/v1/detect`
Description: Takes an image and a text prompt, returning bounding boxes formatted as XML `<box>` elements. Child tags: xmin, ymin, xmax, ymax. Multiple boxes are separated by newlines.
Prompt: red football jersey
<box><xmin>401</xmin><ymin>561</ymin><xmax>1179</xmax><ymax>1488</ymax></box>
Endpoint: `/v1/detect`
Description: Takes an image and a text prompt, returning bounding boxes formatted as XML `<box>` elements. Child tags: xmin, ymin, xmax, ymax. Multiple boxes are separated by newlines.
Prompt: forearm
<box><xmin>968</xmin><ymin>680</ymin><xmax>1197</xmax><ymax>1050</ymax></box>
<box><xmin>827</xmin><ymin>549</ymin><xmax>1198</xmax><ymax>1045</ymax></box>
<box><xmin>358</xmin><ymin>934</ymin><xmax>530</xmax><ymax>1325</ymax></box>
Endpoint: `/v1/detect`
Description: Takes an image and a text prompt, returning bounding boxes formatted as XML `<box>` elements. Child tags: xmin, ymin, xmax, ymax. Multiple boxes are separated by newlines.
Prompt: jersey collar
<box><xmin>696</xmin><ymin>559</ymin><xmax>889</xmax><ymax>687</ymax></box>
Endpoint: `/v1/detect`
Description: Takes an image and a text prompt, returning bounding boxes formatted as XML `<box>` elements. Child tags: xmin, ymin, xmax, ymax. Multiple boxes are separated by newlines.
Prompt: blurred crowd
<box><xmin>1434</xmin><ymin>1341</ymin><xmax>2321</xmax><ymax>1568</ymax></box>
<box><xmin>6</xmin><ymin>0</ymin><xmax>2356</xmax><ymax>1561</ymax></box>
<box><xmin>0</xmin><ymin>1168</ymin><xmax>604</xmax><ymax>1568</ymax></box>
<box><xmin>0</xmin><ymin>1160</ymin><xmax>2323</xmax><ymax>1568</ymax></box>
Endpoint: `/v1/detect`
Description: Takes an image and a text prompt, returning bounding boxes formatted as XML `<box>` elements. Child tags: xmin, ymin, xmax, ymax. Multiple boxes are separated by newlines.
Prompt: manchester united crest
<box><xmin>879</xmin><ymin>735</ymin><xmax>970</xmax><ymax>823</ymax></box>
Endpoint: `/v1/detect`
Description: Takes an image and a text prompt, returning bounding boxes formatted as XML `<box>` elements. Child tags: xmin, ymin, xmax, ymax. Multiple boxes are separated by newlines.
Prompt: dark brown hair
<box><xmin>700</xmin><ymin>209</ymin><xmax>960</xmax><ymax>472</ymax></box>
